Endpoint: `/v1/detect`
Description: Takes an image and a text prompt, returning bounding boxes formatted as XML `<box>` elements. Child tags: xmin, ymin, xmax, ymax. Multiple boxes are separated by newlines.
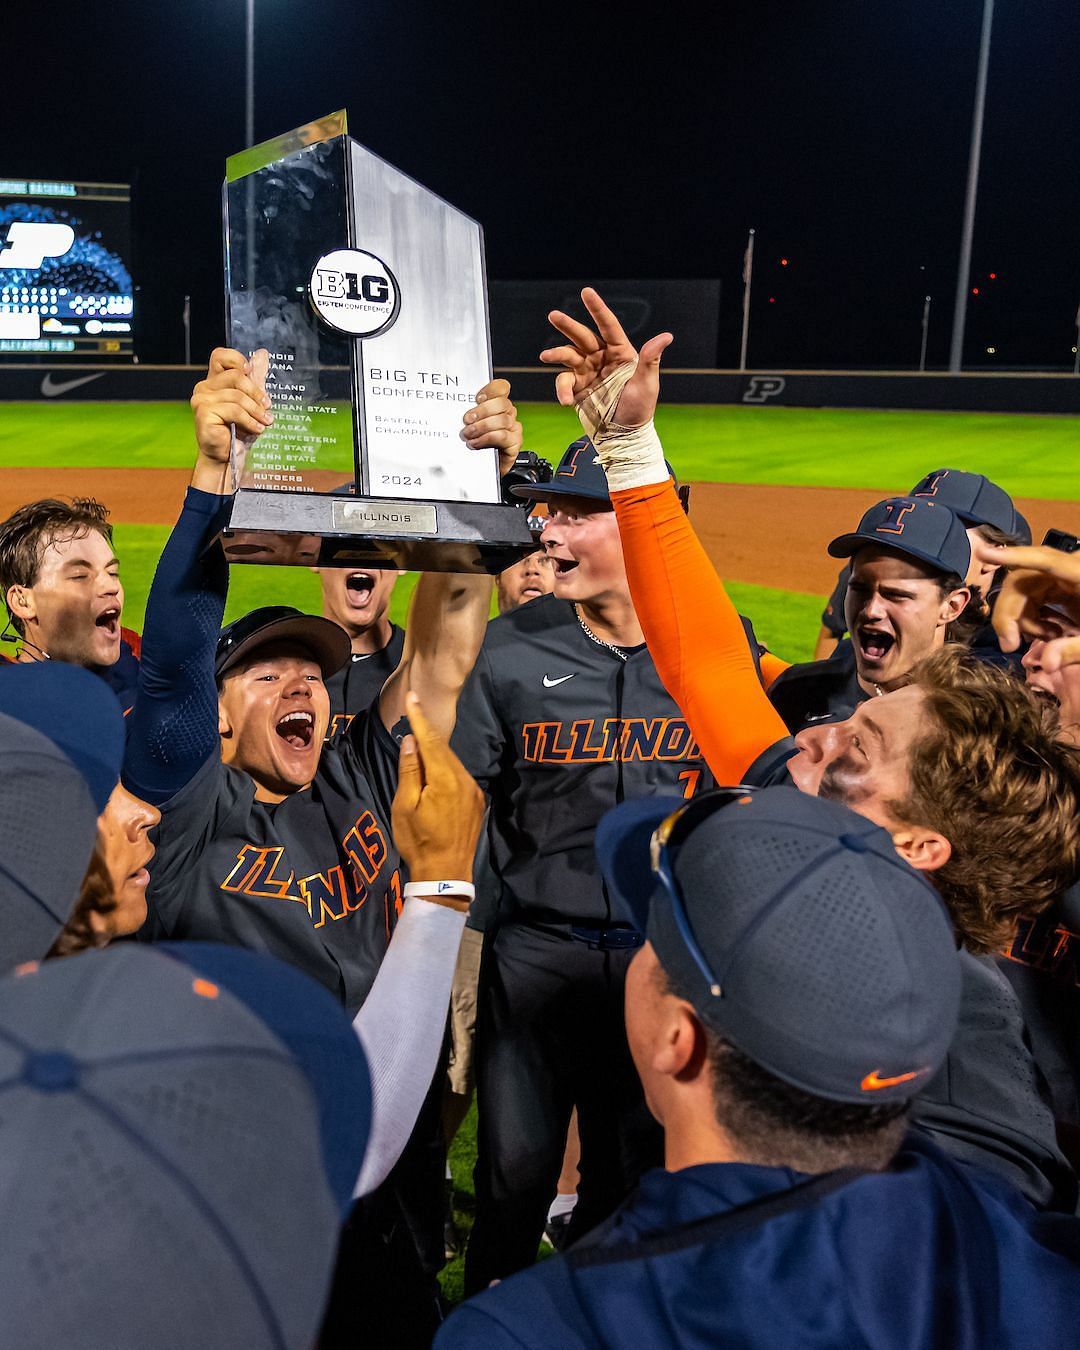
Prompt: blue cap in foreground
<box><xmin>0</xmin><ymin>712</ymin><xmax>101</xmax><ymax>969</ymax></box>
<box><xmin>0</xmin><ymin>943</ymin><xmax>369</xmax><ymax>1349</ymax></box>
<box><xmin>0</xmin><ymin>660</ymin><xmax>124</xmax><ymax>813</ymax></box>
<box><xmin>596</xmin><ymin>786</ymin><xmax>961</xmax><ymax>1106</ymax></box>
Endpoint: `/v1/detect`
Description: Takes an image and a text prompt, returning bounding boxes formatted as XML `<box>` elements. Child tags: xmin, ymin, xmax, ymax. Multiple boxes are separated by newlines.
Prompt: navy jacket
<box><xmin>437</xmin><ymin>1135</ymin><xmax>1080</xmax><ymax>1349</ymax></box>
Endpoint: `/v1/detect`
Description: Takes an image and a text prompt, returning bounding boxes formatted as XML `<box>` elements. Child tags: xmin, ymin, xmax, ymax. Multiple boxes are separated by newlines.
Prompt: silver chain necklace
<box><xmin>573</xmin><ymin>604</ymin><xmax>629</xmax><ymax>662</ymax></box>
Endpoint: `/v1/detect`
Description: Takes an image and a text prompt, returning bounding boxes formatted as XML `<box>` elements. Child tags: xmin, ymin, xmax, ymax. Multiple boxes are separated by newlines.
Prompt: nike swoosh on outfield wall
<box><xmin>542</xmin><ymin>673</ymin><xmax>576</xmax><ymax>688</ymax></box>
<box><xmin>40</xmin><ymin>372</ymin><xmax>106</xmax><ymax>398</ymax></box>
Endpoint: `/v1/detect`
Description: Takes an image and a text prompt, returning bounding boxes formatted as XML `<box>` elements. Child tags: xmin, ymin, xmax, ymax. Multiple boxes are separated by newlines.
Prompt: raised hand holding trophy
<box><xmin>220</xmin><ymin>110</ymin><xmax>534</xmax><ymax>573</ymax></box>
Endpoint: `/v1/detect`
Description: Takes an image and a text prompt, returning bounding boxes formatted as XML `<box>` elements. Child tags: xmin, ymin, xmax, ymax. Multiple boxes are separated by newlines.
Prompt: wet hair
<box><xmin>0</xmin><ymin>498</ymin><xmax>113</xmax><ymax>636</ymax></box>
<box><xmin>892</xmin><ymin>646</ymin><xmax>1080</xmax><ymax>952</ymax></box>
<box><xmin>659</xmin><ymin>969</ymin><xmax>908</xmax><ymax>1173</ymax></box>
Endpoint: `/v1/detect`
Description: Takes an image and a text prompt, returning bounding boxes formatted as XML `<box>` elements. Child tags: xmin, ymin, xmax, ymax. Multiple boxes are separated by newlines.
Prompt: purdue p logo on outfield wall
<box><xmin>742</xmin><ymin>375</ymin><xmax>786</xmax><ymax>404</ymax></box>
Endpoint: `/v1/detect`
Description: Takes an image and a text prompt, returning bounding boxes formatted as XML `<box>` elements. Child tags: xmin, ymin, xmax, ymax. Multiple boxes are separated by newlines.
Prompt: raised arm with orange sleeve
<box><xmin>610</xmin><ymin>479</ymin><xmax>790</xmax><ymax>782</ymax></box>
<box><xmin>758</xmin><ymin>651</ymin><xmax>791</xmax><ymax>691</ymax></box>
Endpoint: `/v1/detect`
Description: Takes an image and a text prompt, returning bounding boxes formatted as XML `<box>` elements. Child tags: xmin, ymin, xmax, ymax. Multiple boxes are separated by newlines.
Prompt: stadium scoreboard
<box><xmin>0</xmin><ymin>179</ymin><xmax>134</xmax><ymax>356</ymax></box>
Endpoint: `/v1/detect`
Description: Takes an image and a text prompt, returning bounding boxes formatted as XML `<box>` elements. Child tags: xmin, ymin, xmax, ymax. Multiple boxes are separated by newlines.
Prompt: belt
<box><xmin>568</xmin><ymin>925</ymin><xmax>644</xmax><ymax>951</ymax></box>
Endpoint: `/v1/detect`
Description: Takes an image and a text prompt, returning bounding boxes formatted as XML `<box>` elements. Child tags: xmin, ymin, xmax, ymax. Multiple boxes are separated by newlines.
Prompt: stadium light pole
<box><xmin>948</xmin><ymin>0</ymin><xmax>994</xmax><ymax>373</ymax></box>
<box><xmin>739</xmin><ymin>228</ymin><xmax>755</xmax><ymax>371</ymax></box>
<box><xmin>1074</xmin><ymin>304</ymin><xmax>1080</xmax><ymax>375</ymax></box>
<box><xmin>245</xmin><ymin>0</ymin><xmax>255</xmax><ymax>147</ymax></box>
<box><xmin>919</xmin><ymin>295</ymin><xmax>932</xmax><ymax>372</ymax></box>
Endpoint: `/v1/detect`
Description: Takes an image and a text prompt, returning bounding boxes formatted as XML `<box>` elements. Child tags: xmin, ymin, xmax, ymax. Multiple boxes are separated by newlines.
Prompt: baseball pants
<box><xmin>464</xmin><ymin>920</ymin><xmax>662</xmax><ymax>1294</ymax></box>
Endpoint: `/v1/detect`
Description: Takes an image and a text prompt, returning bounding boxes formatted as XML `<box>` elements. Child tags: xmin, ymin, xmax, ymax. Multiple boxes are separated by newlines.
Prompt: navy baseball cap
<box><xmin>828</xmin><ymin>497</ymin><xmax>971</xmax><ymax>578</ymax></box>
<box><xmin>216</xmin><ymin>605</ymin><xmax>351</xmax><ymax>680</ymax></box>
<box><xmin>0</xmin><ymin>660</ymin><xmax>124</xmax><ymax>814</ymax></box>
<box><xmin>0</xmin><ymin>663</ymin><xmax>126</xmax><ymax>969</ymax></box>
<box><xmin>0</xmin><ymin>713</ymin><xmax>100</xmax><ymax>970</ymax></box>
<box><xmin>509</xmin><ymin>436</ymin><xmax>678</xmax><ymax>507</ymax></box>
<box><xmin>0</xmin><ymin>943</ymin><xmax>369</xmax><ymax>1347</ymax></box>
<box><xmin>596</xmin><ymin>786</ymin><xmax>961</xmax><ymax>1105</ymax></box>
<box><xmin>909</xmin><ymin>468</ymin><xmax>1019</xmax><ymax>535</ymax></box>
<box><xmin>157</xmin><ymin>942</ymin><xmax>371</xmax><ymax>1212</ymax></box>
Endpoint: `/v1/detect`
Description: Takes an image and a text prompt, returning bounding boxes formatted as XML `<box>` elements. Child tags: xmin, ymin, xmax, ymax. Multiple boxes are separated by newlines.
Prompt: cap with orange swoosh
<box><xmin>597</xmin><ymin>785</ymin><xmax>962</xmax><ymax>1106</ymax></box>
<box><xmin>861</xmin><ymin>1066</ymin><xmax>930</xmax><ymax>1093</ymax></box>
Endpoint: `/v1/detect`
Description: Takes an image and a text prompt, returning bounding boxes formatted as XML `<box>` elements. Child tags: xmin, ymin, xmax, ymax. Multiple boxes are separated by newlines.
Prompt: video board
<box><xmin>0</xmin><ymin>180</ymin><xmax>134</xmax><ymax>356</ymax></box>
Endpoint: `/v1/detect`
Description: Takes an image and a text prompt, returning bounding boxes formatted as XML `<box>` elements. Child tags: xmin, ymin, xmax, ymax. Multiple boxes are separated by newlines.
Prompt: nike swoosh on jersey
<box><xmin>40</xmin><ymin>372</ymin><xmax>106</xmax><ymax>397</ymax></box>
<box><xmin>542</xmin><ymin>673</ymin><xmax>576</xmax><ymax>687</ymax></box>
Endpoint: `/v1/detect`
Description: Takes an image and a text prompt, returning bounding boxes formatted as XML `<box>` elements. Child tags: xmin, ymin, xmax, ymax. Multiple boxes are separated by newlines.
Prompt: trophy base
<box><xmin>219</xmin><ymin>488</ymin><xmax>538</xmax><ymax>575</ymax></box>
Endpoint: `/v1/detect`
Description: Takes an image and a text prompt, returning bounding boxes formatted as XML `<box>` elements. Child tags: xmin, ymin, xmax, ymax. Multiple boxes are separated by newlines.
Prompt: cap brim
<box><xmin>216</xmin><ymin>614</ymin><xmax>351</xmax><ymax>680</ymax></box>
<box><xmin>508</xmin><ymin>481</ymin><xmax>611</xmax><ymax>504</ymax></box>
<box><xmin>596</xmin><ymin>796</ymin><xmax>686</xmax><ymax>932</ymax></box>
<box><xmin>827</xmin><ymin>530</ymin><xmax>958</xmax><ymax>575</ymax></box>
<box><xmin>156</xmin><ymin>943</ymin><xmax>370</xmax><ymax>1215</ymax></box>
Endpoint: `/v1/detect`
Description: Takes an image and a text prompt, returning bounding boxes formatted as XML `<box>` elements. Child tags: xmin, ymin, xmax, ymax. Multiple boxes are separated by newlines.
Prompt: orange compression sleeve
<box><xmin>758</xmin><ymin>651</ymin><xmax>791</xmax><ymax>691</ymax></box>
<box><xmin>610</xmin><ymin>480</ymin><xmax>790</xmax><ymax>783</ymax></box>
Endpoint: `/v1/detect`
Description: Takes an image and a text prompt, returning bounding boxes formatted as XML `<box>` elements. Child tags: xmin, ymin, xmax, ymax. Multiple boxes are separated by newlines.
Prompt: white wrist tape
<box><xmin>574</xmin><ymin>359</ymin><xmax>638</xmax><ymax>440</ymax></box>
<box><xmin>572</xmin><ymin>358</ymin><xmax>669</xmax><ymax>492</ymax></box>
<box><xmin>592</xmin><ymin>419</ymin><xmax>668</xmax><ymax>492</ymax></box>
<box><xmin>403</xmin><ymin>881</ymin><xmax>476</xmax><ymax>903</ymax></box>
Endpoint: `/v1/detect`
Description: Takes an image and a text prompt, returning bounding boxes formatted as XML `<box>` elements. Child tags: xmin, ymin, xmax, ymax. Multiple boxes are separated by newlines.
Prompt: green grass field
<box><xmin>5</xmin><ymin>399</ymin><xmax>1079</xmax><ymax>500</ymax></box>
<box><xmin>13</xmin><ymin>398</ymin><xmax>1077</xmax><ymax>664</ymax></box>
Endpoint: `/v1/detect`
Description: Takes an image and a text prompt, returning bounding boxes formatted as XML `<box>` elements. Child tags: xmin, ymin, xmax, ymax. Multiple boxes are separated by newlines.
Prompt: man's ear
<box><xmin>7</xmin><ymin>584</ymin><xmax>34</xmax><ymax>625</ymax></box>
<box><xmin>653</xmin><ymin>1003</ymin><xmax>708</xmax><ymax>1081</ymax></box>
<box><xmin>890</xmin><ymin>826</ymin><xmax>952</xmax><ymax>874</ymax></box>
<box><xmin>940</xmin><ymin>586</ymin><xmax>971</xmax><ymax>626</ymax></box>
<box><xmin>218</xmin><ymin>694</ymin><xmax>232</xmax><ymax>739</ymax></box>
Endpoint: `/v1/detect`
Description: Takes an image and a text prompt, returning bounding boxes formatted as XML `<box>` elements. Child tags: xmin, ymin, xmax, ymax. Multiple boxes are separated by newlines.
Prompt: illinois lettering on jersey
<box><xmin>521</xmin><ymin>716</ymin><xmax>701</xmax><ymax>766</ymax></box>
<box><xmin>141</xmin><ymin>707</ymin><xmax>402</xmax><ymax>1014</ymax></box>
<box><xmin>452</xmin><ymin>595</ymin><xmax>740</xmax><ymax>928</ymax></box>
<box><xmin>219</xmin><ymin>808</ymin><xmax>400</xmax><ymax>932</ymax></box>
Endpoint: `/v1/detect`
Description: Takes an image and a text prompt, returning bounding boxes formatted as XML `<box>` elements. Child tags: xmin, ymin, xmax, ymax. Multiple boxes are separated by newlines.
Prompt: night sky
<box><xmin>7</xmin><ymin>0</ymin><xmax>1079</xmax><ymax>369</ymax></box>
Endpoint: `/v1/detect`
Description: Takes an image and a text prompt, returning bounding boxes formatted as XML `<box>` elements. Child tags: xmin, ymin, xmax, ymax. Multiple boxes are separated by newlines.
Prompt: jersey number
<box><xmin>678</xmin><ymin>769</ymin><xmax>702</xmax><ymax>800</ymax></box>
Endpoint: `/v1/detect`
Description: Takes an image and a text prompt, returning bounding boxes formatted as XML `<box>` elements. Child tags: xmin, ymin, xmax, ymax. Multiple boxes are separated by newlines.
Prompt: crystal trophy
<box><xmin>219</xmin><ymin>110</ymin><xmax>534</xmax><ymax>572</ymax></box>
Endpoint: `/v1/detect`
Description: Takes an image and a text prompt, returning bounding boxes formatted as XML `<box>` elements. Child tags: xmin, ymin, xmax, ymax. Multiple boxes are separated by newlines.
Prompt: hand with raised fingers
<box><xmin>190</xmin><ymin>347</ymin><xmax>272</xmax><ymax>491</ymax></box>
<box><xmin>460</xmin><ymin>377</ymin><xmax>523</xmax><ymax>477</ymax></box>
<box><xmin>392</xmin><ymin>691</ymin><xmax>485</xmax><ymax>911</ymax></box>
<box><xmin>539</xmin><ymin>286</ymin><xmax>673</xmax><ymax>433</ymax></box>
<box><xmin>976</xmin><ymin>540</ymin><xmax>1080</xmax><ymax>669</ymax></box>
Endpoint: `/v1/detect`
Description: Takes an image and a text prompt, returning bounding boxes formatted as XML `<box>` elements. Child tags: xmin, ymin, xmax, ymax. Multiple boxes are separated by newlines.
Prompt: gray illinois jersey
<box><xmin>452</xmin><ymin>595</ymin><xmax>765</xmax><ymax>927</ymax></box>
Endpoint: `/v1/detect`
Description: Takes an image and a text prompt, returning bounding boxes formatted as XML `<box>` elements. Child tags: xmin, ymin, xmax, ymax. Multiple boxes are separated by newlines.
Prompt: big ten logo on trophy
<box><xmin>308</xmin><ymin>248</ymin><xmax>400</xmax><ymax>338</ymax></box>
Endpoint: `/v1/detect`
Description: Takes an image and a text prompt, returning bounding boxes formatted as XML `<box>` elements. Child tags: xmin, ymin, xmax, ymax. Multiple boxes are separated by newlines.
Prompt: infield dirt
<box><xmin>2</xmin><ymin>468</ymin><xmax>1077</xmax><ymax>595</ymax></box>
